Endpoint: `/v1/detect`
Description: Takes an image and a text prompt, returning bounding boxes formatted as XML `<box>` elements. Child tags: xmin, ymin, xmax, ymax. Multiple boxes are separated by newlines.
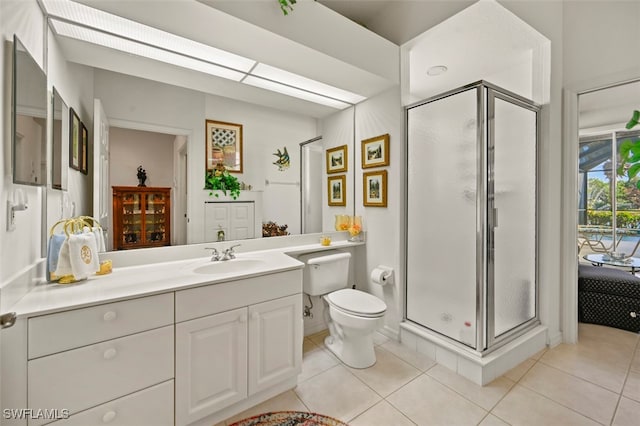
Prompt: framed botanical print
<box><xmin>328</xmin><ymin>175</ymin><xmax>346</xmax><ymax>206</ymax></box>
<box><xmin>80</xmin><ymin>122</ymin><xmax>88</xmax><ymax>174</ymax></box>
<box><xmin>361</xmin><ymin>133</ymin><xmax>389</xmax><ymax>169</ymax></box>
<box><xmin>326</xmin><ymin>144</ymin><xmax>348</xmax><ymax>174</ymax></box>
<box><xmin>206</xmin><ymin>119</ymin><xmax>243</xmax><ymax>173</ymax></box>
<box><xmin>363</xmin><ymin>170</ymin><xmax>387</xmax><ymax>207</ymax></box>
<box><xmin>69</xmin><ymin>107</ymin><xmax>81</xmax><ymax>171</ymax></box>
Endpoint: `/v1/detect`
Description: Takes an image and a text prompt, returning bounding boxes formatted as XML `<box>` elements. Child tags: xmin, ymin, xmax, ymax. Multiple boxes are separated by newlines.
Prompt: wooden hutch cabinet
<box><xmin>112</xmin><ymin>186</ymin><xmax>171</xmax><ymax>250</ymax></box>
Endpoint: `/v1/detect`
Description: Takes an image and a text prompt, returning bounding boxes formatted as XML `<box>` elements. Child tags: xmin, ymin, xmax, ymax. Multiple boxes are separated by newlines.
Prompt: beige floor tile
<box><xmin>529</xmin><ymin>347</ymin><xmax>547</xmax><ymax>360</ymax></box>
<box><xmin>303</xmin><ymin>337</ymin><xmax>319</xmax><ymax>354</ymax></box>
<box><xmin>299</xmin><ymin>345</ymin><xmax>340</xmax><ymax>382</ymax></box>
<box><xmin>294</xmin><ymin>365</ymin><xmax>381</xmax><ymax>422</ymax></box>
<box><xmin>492</xmin><ymin>385</ymin><xmax>601</xmax><ymax>426</ymax></box>
<box><xmin>503</xmin><ymin>358</ymin><xmax>536</xmax><ymax>382</ymax></box>
<box><xmin>540</xmin><ymin>343</ymin><xmax>629</xmax><ymax>393</ymax></box>
<box><xmin>579</xmin><ymin>323</ymin><xmax>639</xmax><ymax>350</ymax></box>
<box><xmin>613</xmin><ymin>397</ymin><xmax>640</xmax><ymax>426</ymax></box>
<box><xmin>387</xmin><ymin>374</ymin><xmax>487</xmax><ymax>425</ymax></box>
<box><xmin>373</xmin><ymin>331</ymin><xmax>390</xmax><ymax>346</ymax></box>
<box><xmin>347</xmin><ymin>346</ymin><xmax>421</xmax><ymax>397</ymax></box>
<box><xmin>623</xmin><ymin>370</ymin><xmax>640</xmax><ymax>402</ymax></box>
<box><xmin>349</xmin><ymin>400</ymin><xmax>416</xmax><ymax>426</ymax></box>
<box><xmin>478</xmin><ymin>414</ymin><xmax>510</xmax><ymax>426</ymax></box>
<box><xmin>519</xmin><ymin>363</ymin><xmax>618</xmax><ymax>425</ymax></box>
<box><xmin>380</xmin><ymin>339</ymin><xmax>437</xmax><ymax>371</ymax></box>
<box><xmin>223</xmin><ymin>390</ymin><xmax>308</xmax><ymax>424</ymax></box>
<box><xmin>631</xmin><ymin>349</ymin><xmax>640</xmax><ymax>373</ymax></box>
<box><xmin>308</xmin><ymin>329</ymin><xmax>329</xmax><ymax>347</ymax></box>
<box><xmin>427</xmin><ymin>364</ymin><xmax>514</xmax><ymax>411</ymax></box>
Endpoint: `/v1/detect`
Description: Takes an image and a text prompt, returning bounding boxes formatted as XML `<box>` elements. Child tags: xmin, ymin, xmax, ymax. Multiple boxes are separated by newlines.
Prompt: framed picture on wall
<box><xmin>363</xmin><ymin>170</ymin><xmax>387</xmax><ymax>207</ymax></box>
<box><xmin>206</xmin><ymin>119</ymin><xmax>243</xmax><ymax>173</ymax></box>
<box><xmin>326</xmin><ymin>144</ymin><xmax>348</xmax><ymax>174</ymax></box>
<box><xmin>328</xmin><ymin>175</ymin><xmax>346</xmax><ymax>206</ymax></box>
<box><xmin>80</xmin><ymin>122</ymin><xmax>88</xmax><ymax>175</ymax></box>
<box><xmin>69</xmin><ymin>107</ymin><xmax>81</xmax><ymax>171</ymax></box>
<box><xmin>361</xmin><ymin>133</ymin><xmax>389</xmax><ymax>169</ymax></box>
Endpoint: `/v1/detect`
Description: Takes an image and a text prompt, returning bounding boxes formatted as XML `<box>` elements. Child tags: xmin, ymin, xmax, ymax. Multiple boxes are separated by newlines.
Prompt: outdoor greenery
<box><xmin>616</xmin><ymin>110</ymin><xmax>640</xmax><ymax>187</ymax></box>
<box><xmin>587</xmin><ymin>210</ymin><xmax>640</xmax><ymax>227</ymax></box>
<box><xmin>205</xmin><ymin>164</ymin><xmax>241</xmax><ymax>200</ymax></box>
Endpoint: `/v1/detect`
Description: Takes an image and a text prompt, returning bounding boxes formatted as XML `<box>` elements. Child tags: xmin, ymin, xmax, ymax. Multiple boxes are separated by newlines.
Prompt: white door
<box><xmin>248</xmin><ymin>294</ymin><xmax>302</xmax><ymax>395</ymax></box>
<box><xmin>92</xmin><ymin>99</ymin><xmax>111</xmax><ymax>250</ymax></box>
<box><xmin>175</xmin><ymin>308</ymin><xmax>248</xmax><ymax>426</ymax></box>
<box><xmin>230</xmin><ymin>203</ymin><xmax>255</xmax><ymax>240</ymax></box>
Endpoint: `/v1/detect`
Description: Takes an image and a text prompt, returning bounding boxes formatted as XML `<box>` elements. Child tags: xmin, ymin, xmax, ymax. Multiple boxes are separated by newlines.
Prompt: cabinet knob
<box><xmin>102</xmin><ymin>410</ymin><xmax>117</xmax><ymax>423</ymax></box>
<box><xmin>103</xmin><ymin>311</ymin><xmax>117</xmax><ymax>322</ymax></box>
<box><xmin>103</xmin><ymin>348</ymin><xmax>117</xmax><ymax>360</ymax></box>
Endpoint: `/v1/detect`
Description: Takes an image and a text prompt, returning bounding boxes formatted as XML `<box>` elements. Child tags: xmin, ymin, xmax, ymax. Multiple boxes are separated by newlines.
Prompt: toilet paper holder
<box><xmin>371</xmin><ymin>265</ymin><xmax>394</xmax><ymax>285</ymax></box>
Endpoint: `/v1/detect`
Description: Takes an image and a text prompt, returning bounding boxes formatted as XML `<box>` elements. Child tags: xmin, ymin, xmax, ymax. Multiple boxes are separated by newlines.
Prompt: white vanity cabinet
<box><xmin>175</xmin><ymin>270</ymin><xmax>303</xmax><ymax>426</ymax></box>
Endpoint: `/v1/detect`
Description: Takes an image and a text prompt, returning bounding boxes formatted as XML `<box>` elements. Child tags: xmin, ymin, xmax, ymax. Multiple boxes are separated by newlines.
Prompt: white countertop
<box><xmin>9</xmin><ymin>240</ymin><xmax>363</xmax><ymax>318</ymax></box>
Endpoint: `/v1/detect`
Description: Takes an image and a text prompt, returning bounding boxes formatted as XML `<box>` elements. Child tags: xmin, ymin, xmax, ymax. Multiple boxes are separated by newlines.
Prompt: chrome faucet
<box><xmin>220</xmin><ymin>244</ymin><xmax>241</xmax><ymax>261</ymax></box>
<box><xmin>205</xmin><ymin>247</ymin><xmax>222</xmax><ymax>261</ymax></box>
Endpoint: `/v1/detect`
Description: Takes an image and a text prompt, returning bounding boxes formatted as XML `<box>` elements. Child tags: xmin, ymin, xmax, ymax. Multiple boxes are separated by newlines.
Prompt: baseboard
<box><xmin>547</xmin><ymin>329</ymin><xmax>563</xmax><ymax>348</ymax></box>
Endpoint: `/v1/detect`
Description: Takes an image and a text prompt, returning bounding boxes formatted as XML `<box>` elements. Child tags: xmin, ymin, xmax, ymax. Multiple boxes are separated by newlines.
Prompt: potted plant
<box><xmin>205</xmin><ymin>163</ymin><xmax>241</xmax><ymax>200</ymax></box>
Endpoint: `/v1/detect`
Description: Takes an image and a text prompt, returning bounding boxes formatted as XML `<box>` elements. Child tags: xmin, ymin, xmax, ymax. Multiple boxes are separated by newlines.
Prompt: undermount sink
<box><xmin>192</xmin><ymin>258</ymin><xmax>267</xmax><ymax>275</ymax></box>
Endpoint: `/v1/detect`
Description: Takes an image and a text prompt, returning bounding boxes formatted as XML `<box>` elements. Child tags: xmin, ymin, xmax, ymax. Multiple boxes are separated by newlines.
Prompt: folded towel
<box><xmin>47</xmin><ymin>233</ymin><xmax>66</xmax><ymax>281</ymax></box>
<box><xmin>54</xmin><ymin>239</ymin><xmax>73</xmax><ymax>278</ymax></box>
<box><xmin>92</xmin><ymin>226</ymin><xmax>106</xmax><ymax>252</ymax></box>
<box><xmin>68</xmin><ymin>231</ymin><xmax>100</xmax><ymax>280</ymax></box>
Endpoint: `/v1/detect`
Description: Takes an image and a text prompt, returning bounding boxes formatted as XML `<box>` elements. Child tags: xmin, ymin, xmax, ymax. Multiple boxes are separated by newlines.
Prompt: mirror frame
<box><xmin>12</xmin><ymin>34</ymin><xmax>48</xmax><ymax>186</ymax></box>
<box><xmin>51</xmin><ymin>87</ymin><xmax>69</xmax><ymax>190</ymax></box>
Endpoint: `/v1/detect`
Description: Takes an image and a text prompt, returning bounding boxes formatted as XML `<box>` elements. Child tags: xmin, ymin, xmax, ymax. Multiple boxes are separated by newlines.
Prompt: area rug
<box><xmin>228</xmin><ymin>411</ymin><xmax>349</xmax><ymax>426</ymax></box>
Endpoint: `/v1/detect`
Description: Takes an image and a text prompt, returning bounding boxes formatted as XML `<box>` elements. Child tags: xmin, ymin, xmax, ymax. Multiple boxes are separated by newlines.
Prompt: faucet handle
<box><xmin>223</xmin><ymin>244</ymin><xmax>241</xmax><ymax>259</ymax></box>
<box><xmin>205</xmin><ymin>247</ymin><xmax>220</xmax><ymax>261</ymax></box>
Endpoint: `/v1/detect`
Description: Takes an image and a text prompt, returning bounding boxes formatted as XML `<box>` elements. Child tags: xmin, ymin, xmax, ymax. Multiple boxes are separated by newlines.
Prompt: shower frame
<box><xmin>403</xmin><ymin>80</ymin><xmax>541</xmax><ymax>355</ymax></box>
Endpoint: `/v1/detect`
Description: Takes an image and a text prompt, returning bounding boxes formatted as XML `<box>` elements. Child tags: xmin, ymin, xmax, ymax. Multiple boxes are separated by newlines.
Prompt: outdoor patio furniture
<box><xmin>578</xmin><ymin>264</ymin><xmax>640</xmax><ymax>332</ymax></box>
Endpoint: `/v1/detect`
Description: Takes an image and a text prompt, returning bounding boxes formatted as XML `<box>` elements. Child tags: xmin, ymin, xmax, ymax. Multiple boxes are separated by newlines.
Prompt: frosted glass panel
<box><xmin>492</xmin><ymin>96</ymin><xmax>536</xmax><ymax>336</ymax></box>
<box><xmin>406</xmin><ymin>88</ymin><xmax>479</xmax><ymax>348</ymax></box>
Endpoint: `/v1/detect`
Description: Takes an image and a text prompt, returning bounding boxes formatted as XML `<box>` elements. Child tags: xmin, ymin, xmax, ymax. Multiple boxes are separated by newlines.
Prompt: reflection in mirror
<box><xmin>301</xmin><ymin>137</ymin><xmax>323</xmax><ymax>234</ymax></box>
<box><xmin>51</xmin><ymin>88</ymin><xmax>69</xmax><ymax>190</ymax></box>
<box><xmin>12</xmin><ymin>35</ymin><xmax>47</xmax><ymax>186</ymax></box>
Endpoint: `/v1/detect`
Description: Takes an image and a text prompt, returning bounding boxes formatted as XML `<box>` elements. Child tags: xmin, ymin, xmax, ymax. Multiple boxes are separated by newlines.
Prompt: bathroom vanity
<box><xmin>0</xmin><ymin>249</ymin><xmax>309</xmax><ymax>426</ymax></box>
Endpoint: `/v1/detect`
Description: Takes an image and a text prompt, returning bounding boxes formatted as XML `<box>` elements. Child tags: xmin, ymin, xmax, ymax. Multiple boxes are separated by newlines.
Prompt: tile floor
<box><xmin>222</xmin><ymin>323</ymin><xmax>640</xmax><ymax>425</ymax></box>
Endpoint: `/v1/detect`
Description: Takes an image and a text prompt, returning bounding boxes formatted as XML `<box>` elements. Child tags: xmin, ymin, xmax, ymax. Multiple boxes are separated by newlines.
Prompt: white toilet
<box><xmin>300</xmin><ymin>251</ymin><xmax>387</xmax><ymax>369</ymax></box>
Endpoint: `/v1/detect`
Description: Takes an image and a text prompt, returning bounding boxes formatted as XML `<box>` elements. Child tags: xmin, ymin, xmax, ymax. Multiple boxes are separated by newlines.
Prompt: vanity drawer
<box><xmin>28</xmin><ymin>293</ymin><xmax>174</xmax><ymax>359</ymax></box>
<box><xmin>176</xmin><ymin>269</ymin><xmax>302</xmax><ymax>322</ymax></box>
<box><xmin>48</xmin><ymin>380</ymin><xmax>173</xmax><ymax>426</ymax></box>
<box><xmin>28</xmin><ymin>325</ymin><xmax>174</xmax><ymax>425</ymax></box>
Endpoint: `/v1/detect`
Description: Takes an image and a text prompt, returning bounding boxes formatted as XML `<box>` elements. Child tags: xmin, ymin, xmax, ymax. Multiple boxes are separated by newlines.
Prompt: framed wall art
<box><xmin>328</xmin><ymin>175</ymin><xmax>346</xmax><ymax>206</ymax></box>
<box><xmin>361</xmin><ymin>133</ymin><xmax>389</xmax><ymax>169</ymax></box>
<box><xmin>206</xmin><ymin>119</ymin><xmax>243</xmax><ymax>173</ymax></box>
<box><xmin>363</xmin><ymin>170</ymin><xmax>387</xmax><ymax>207</ymax></box>
<box><xmin>80</xmin><ymin>122</ymin><xmax>88</xmax><ymax>174</ymax></box>
<box><xmin>326</xmin><ymin>144</ymin><xmax>348</xmax><ymax>174</ymax></box>
<box><xmin>69</xmin><ymin>107</ymin><xmax>81</xmax><ymax>171</ymax></box>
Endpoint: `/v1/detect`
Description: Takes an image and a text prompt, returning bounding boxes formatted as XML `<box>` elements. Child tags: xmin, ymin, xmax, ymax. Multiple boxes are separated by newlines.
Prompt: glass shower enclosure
<box><xmin>405</xmin><ymin>81</ymin><xmax>539</xmax><ymax>352</ymax></box>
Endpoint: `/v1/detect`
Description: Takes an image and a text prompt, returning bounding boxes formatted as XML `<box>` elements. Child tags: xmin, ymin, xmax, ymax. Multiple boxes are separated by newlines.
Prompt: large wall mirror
<box><xmin>12</xmin><ymin>35</ymin><xmax>47</xmax><ymax>186</ymax></box>
<box><xmin>51</xmin><ymin>87</ymin><xmax>69</xmax><ymax>190</ymax></box>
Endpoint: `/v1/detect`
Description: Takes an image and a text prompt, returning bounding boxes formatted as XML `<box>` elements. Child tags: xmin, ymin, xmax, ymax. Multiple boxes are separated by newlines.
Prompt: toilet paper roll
<box><xmin>371</xmin><ymin>267</ymin><xmax>390</xmax><ymax>285</ymax></box>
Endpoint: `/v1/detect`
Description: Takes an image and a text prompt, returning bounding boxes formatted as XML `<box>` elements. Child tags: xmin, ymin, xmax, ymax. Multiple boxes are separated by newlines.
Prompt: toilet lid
<box><xmin>327</xmin><ymin>289</ymin><xmax>387</xmax><ymax>317</ymax></box>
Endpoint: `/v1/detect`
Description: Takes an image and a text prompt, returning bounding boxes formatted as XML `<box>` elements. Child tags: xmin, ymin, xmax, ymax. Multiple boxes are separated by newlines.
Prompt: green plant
<box><xmin>278</xmin><ymin>0</ymin><xmax>297</xmax><ymax>15</ymax></box>
<box><xmin>205</xmin><ymin>165</ymin><xmax>241</xmax><ymax>200</ymax></box>
<box><xmin>615</xmin><ymin>110</ymin><xmax>640</xmax><ymax>187</ymax></box>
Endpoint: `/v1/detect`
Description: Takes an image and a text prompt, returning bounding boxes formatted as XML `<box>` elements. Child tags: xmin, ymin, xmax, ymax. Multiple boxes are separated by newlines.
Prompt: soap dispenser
<box><xmin>217</xmin><ymin>226</ymin><xmax>225</xmax><ymax>242</ymax></box>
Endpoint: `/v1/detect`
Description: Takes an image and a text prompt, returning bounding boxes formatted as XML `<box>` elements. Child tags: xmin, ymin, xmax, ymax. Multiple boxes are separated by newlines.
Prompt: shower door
<box><xmin>406</xmin><ymin>81</ymin><xmax>538</xmax><ymax>351</ymax></box>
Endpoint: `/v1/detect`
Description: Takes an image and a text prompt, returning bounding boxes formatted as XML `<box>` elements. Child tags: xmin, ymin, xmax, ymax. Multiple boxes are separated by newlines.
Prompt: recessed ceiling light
<box><xmin>427</xmin><ymin>65</ymin><xmax>448</xmax><ymax>76</ymax></box>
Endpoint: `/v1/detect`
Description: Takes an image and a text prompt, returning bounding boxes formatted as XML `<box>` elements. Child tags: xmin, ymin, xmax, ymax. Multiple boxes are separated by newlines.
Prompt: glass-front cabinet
<box><xmin>112</xmin><ymin>186</ymin><xmax>171</xmax><ymax>250</ymax></box>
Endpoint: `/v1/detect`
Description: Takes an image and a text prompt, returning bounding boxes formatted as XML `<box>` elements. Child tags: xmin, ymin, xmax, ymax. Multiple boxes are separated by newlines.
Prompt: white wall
<box><xmin>109</xmin><ymin>127</ymin><xmax>175</xmax><ymax>188</ymax></box>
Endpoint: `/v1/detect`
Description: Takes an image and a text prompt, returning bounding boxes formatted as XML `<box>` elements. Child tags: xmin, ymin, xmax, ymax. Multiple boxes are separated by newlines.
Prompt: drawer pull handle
<box><xmin>103</xmin><ymin>311</ymin><xmax>117</xmax><ymax>322</ymax></box>
<box><xmin>102</xmin><ymin>410</ymin><xmax>117</xmax><ymax>423</ymax></box>
<box><xmin>103</xmin><ymin>348</ymin><xmax>117</xmax><ymax>360</ymax></box>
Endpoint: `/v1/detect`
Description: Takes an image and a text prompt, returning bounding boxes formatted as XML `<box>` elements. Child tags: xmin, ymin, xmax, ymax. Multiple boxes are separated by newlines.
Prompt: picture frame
<box><xmin>361</xmin><ymin>133</ymin><xmax>389</xmax><ymax>169</ymax></box>
<box><xmin>80</xmin><ymin>122</ymin><xmax>88</xmax><ymax>175</ymax></box>
<box><xmin>326</xmin><ymin>144</ymin><xmax>348</xmax><ymax>174</ymax></box>
<box><xmin>69</xmin><ymin>107</ymin><xmax>81</xmax><ymax>171</ymax></box>
<box><xmin>363</xmin><ymin>170</ymin><xmax>387</xmax><ymax>207</ymax></box>
<box><xmin>206</xmin><ymin>119</ymin><xmax>243</xmax><ymax>173</ymax></box>
<box><xmin>327</xmin><ymin>175</ymin><xmax>346</xmax><ymax>206</ymax></box>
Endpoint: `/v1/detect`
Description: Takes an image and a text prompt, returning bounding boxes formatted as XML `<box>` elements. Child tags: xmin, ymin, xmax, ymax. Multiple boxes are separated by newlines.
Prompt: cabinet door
<box><xmin>117</xmin><ymin>191</ymin><xmax>143</xmax><ymax>249</ymax></box>
<box><xmin>175</xmin><ymin>308</ymin><xmax>248</xmax><ymax>426</ymax></box>
<box><xmin>248</xmin><ymin>294</ymin><xmax>302</xmax><ymax>395</ymax></box>
<box><xmin>144</xmin><ymin>191</ymin><xmax>169</xmax><ymax>245</ymax></box>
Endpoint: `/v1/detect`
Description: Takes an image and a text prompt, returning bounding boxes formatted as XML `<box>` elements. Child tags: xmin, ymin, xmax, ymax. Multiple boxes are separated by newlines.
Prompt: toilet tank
<box><xmin>299</xmin><ymin>251</ymin><xmax>351</xmax><ymax>296</ymax></box>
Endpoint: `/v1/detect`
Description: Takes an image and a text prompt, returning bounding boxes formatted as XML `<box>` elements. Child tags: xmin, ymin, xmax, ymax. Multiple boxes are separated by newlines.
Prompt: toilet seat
<box><xmin>326</xmin><ymin>289</ymin><xmax>386</xmax><ymax>318</ymax></box>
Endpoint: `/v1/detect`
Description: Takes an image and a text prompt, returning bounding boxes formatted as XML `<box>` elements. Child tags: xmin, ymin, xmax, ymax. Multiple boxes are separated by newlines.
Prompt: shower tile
<box><xmin>294</xmin><ymin>365</ymin><xmax>380</xmax><ymax>423</ymax></box>
<box><xmin>457</xmin><ymin>356</ymin><xmax>483</xmax><ymax>385</ymax></box>
<box><xmin>415</xmin><ymin>337</ymin><xmax>436</xmax><ymax>360</ymax></box>
<box><xmin>492</xmin><ymin>385</ymin><xmax>601</xmax><ymax>426</ymax></box>
<box><xmin>224</xmin><ymin>390</ymin><xmax>308</xmax><ymax>424</ymax></box>
<box><xmin>399</xmin><ymin>328</ymin><xmax>418</xmax><ymax>350</ymax></box>
<box><xmin>381</xmin><ymin>339</ymin><xmax>437</xmax><ymax>371</ymax></box>
<box><xmin>612</xmin><ymin>397</ymin><xmax>640</xmax><ymax>426</ymax></box>
<box><xmin>434</xmin><ymin>346</ymin><xmax>458</xmax><ymax>371</ymax></box>
<box><xmin>349</xmin><ymin>400</ymin><xmax>415</xmax><ymax>426</ymax></box>
<box><xmin>347</xmin><ymin>347</ymin><xmax>421</xmax><ymax>397</ymax></box>
<box><xmin>427</xmin><ymin>364</ymin><xmax>515</xmax><ymax>411</ymax></box>
<box><xmin>298</xmin><ymin>345</ymin><xmax>340</xmax><ymax>383</ymax></box>
<box><xmin>623</xmin><ymin>371</ymin><xmax>640</xmax><ymax>403</ymax></box>
<box><xmin>519</xmin><ymin>363</ymin><xmax>618</xmax><ymax>425</ymax></box>
<box><xmin>387</xmin><ymin>374</ymin><xmax>487</xmax><ymax>425</ymax></box>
